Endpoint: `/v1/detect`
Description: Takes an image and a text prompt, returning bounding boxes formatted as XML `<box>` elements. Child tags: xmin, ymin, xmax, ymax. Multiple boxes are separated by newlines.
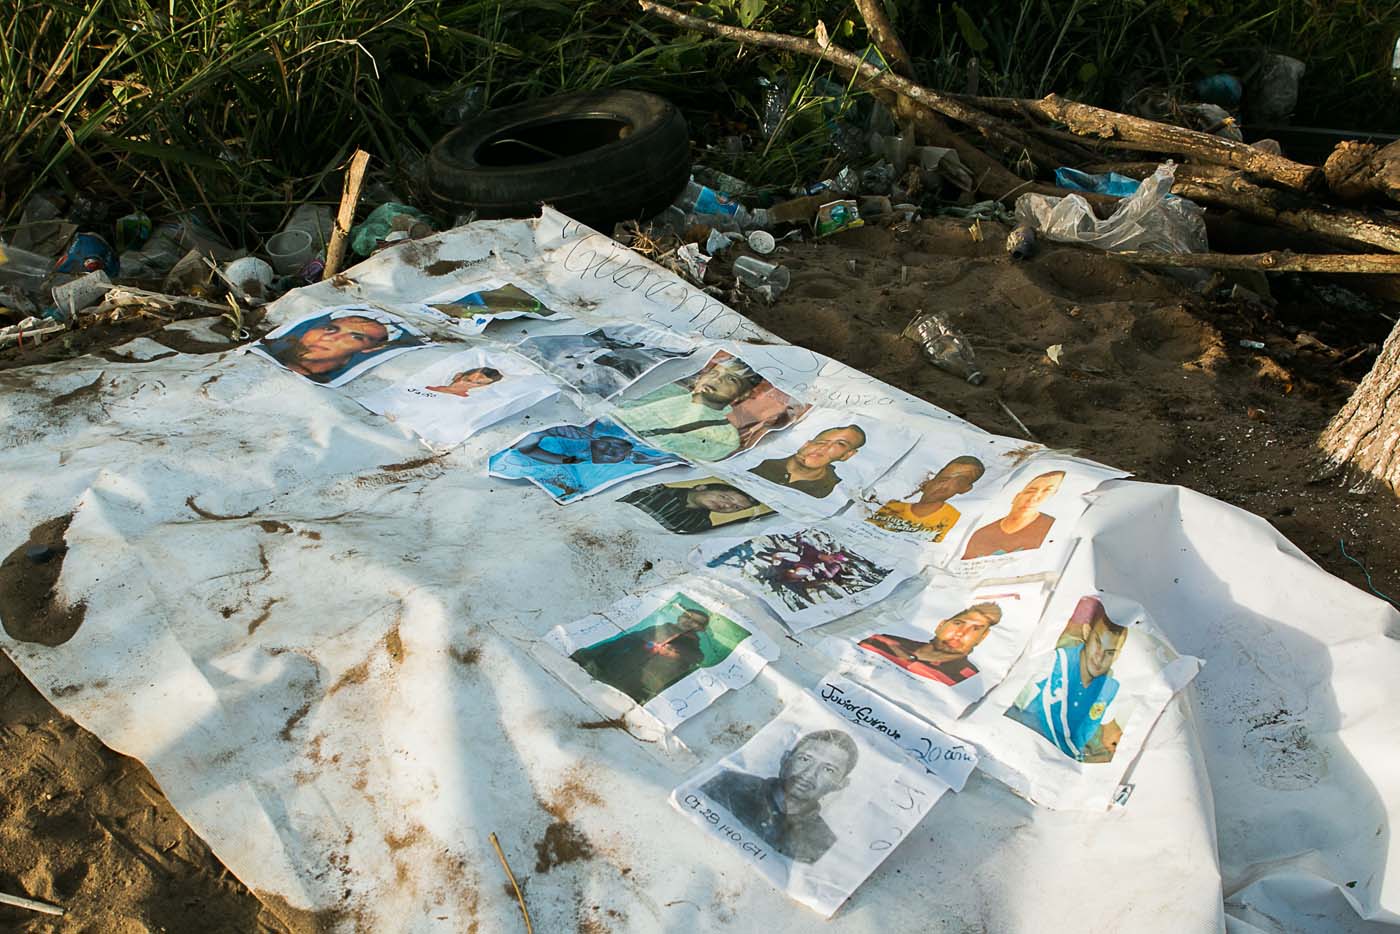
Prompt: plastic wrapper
<box><xmin>1015</xmin><ymin>163</ymin><xmax>1207</xmax><ymax>255</ymax></box>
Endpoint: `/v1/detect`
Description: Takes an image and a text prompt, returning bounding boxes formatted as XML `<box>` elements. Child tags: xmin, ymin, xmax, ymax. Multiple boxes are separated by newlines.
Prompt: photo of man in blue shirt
<box><xmin>1005</xmin><ymin>596</ymin><xmax>1128</xmax><ymax>763</ymax></box>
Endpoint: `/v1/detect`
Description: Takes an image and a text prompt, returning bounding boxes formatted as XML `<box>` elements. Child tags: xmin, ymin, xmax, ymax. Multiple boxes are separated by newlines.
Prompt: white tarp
<box><xmin>0</xmin><ymin>208</ymin><xmax>1398</xmax><ymax>932</ymax></box>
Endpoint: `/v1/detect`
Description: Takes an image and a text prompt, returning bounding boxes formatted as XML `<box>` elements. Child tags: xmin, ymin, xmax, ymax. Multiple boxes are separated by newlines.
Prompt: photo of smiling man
<box><xmin>1005</xmin><ymin>596</ymin><xmax>1128</xmax><ymax>763</ymax></box>
<box><xmin>250</xmin><ymin>306</ymin><xmax>431</xmax><ymax>387</ymax></box>
<box><xmin>730</xmin><ymin>409</ymin><xmax>917</xmax><ymax>517</ymax></box>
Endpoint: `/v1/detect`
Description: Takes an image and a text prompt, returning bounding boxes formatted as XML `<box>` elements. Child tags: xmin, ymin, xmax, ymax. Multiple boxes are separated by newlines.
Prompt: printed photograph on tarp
<box><xmin>543</xmin><ymin>587</ymin><xmax>777</xmax><ymax>731</ymax></box>
<box><xmin>614</xmin><ymin>350</ymin><xmax>811</xmax><ymax>462</ymax></box>
<box><xmin>727</xmin><ymin>408</ymin><xmax>917</xmax><ymax>518</ymax></box>
<box><xmin>860</xmin><ymin>430</ymin><xmax>1035</xmax><ymax>551</ymax></box>
<box><xmin>819</xmin><ymin>578</ymin><xmax>1050</xmax><ymax>721</ymax></box>
<box><xmin>421</xmin><ymin>281</ymin><xmax>571</xmax><ymax>332</ymax></box>
<box><xmin>487</xmin><ymin>418</ymin><xmax>682</xmax><ymax>504</ymax></box>
<box><xmin>515</xmin><ymin>322</ymin><xmax>694</xmax><ymax>398</ymax></box>
<box><xmin>248</xmin><ymin>306</ymin><xmax>432</xmax><ymax>387</ymax></box>
<box><xmin>619</xmin><ymin>476</ymin><xmax>774</xmax><ymax>535</ymax></box>
<box><xmin>671</xmin><ymin>684</ymin><xmax>970</xmax><ymax>917</ymax></box>
<box><xmin>947</xmin><ymin>559</ymin><xmax>1202</xmax><ymax>809</ymax></box>
<box><xmin>691</xmin><ymin>522</ymin><xmax>913</xmax><ymax>632</ymax></box>
<box><xmin>356</xmin><ymin>348</ymin><xmax>559</xmax><ymax>447</ymax></box>
<box><xmin>944</xmin><ymin>456</ymin><xmax>1128</xmax><ymax>577</ymax></box>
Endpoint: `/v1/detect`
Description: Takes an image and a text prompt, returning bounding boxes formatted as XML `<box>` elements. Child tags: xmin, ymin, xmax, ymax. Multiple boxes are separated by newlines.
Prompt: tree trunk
<box><xmin>1319</xmin><ymin>318</ymin><xmax>1400</xmax><ymax>492</ymax></box>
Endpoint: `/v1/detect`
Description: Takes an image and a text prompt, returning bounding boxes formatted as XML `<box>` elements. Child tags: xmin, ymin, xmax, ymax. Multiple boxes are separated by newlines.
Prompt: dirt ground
<box><xmin>3</xmin><ymin>215</ymin><xmax>1399</xmax><ymax>932</ymax></box>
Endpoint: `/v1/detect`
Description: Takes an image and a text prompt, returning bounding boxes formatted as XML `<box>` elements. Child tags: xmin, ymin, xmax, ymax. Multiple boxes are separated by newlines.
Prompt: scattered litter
<box><xmin>997</xmin><ymin>397</ymin><xmax>1036</xmax><ymax>440</ymax></box>
<box><xmin>672</xmin><ymin>242</ymin><xmax>710</xmax><ymax>283</ymax></box>
<box><xmin>1239</xmin><ymin>339</ymin><xmax>1267</xmax><ymax>350</ymax></box>
<box><xmin>706</xmin><ymin>229</ymin><xmax>739</xmax><ymax>254</ymax></box>
<box><xmin>223</xmin><ymin>256</ymin><xmax>274</xmax><ymax>300</ymax></box>
<box><xmin>815</xmin><ymin>200</ymin><xmax>862</xmax><ymax>237</ymax></box>
<box><xmin>938</xmin><ymin>200</ymin><xmax>1015</xmax><ymax>223</ymax></box>
<box><xmin>0</xmin><ymin>890</ymin><xmax>64</xmax><ymax>917</ymax></box>
<box><xmin>0</xmin><ymin>316</ymin><xmax>66</xmax><ymax>347</ymax></box>
<box><xmin>1339</xmin><ymin>539</ymin><xmax>1399</xmax><ymax>609</ymax></box>
<box><xmin>916</xmin><ymin>146</ymin><xmax>974</xmax><ymax>191</ymax></box>
<box><xmin>746</xmin><ymin>230</ymin><xmax>776</xmax><ymax>254</ymax></box>
<box><xmin>266</xmin><ymin>229</ymin><xmax>315</xmax><ymax>275</ymax></box>
<box><xmin>115</xmin><ymin>212</ymin><xmax>153</xmax><ymax>253</ymax></box>
<box><xmin>1016</xmin><ymin>163</ymin><xmax>1208</xmax><ymax>255</ymax></box>
<box><xmin>904</xmin><ymin>310</ymin><xmax>984</xmax><ymax>384</ymax></box>
<box><xmin>1046</xmin><ymin>343</ymin><xmax>1065</xmax><ymax>366</ymax></box>
<box><xmin>350</xmin><ymin>202</ymin><xmax>434</xmax><ymax>257</ymax></box>
<box><xmin>55</xmin><ymin>233</ymin><xmax>118</xmax><ymax>276</ymax></box>
<box><xmin>733</xmin><ymin>255</ymin><xmax>790</xmax><ymax>302</ymax></box>
<box><xmin>1007</xmin><ymin>225</ymin><xmax>1037</xmax><ymax>260</ymax></box>
<box><xmin>1054</xmin><ymin>167</ymin><xmax>1142</xmax><ymax>199</ymax></box>
<box><xmin>51</xmin><ymin>270</ymin><xmax>112</xmax><ymax>317</ymax></box>
<box><xmin>1251</xmin><ymin>53</ymin><xmax>1306</xmax><ymax>124</ymax></box>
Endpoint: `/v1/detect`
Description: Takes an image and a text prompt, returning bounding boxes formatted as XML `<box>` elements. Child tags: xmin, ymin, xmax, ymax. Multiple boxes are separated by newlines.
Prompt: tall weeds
<box><xmin>2</xmin><ymin>0</ymin><xmax>1398</xmax><ymax>236</ymax></box>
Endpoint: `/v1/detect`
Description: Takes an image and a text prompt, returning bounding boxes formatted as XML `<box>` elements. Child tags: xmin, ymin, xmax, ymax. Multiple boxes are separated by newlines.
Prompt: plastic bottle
<box><xmin>903</xmin><ymin>311</ymin><xmax>984</xmax><ymax>384</ymax></box>
<box><xmin>674</xmin><ymin>180</ymin><xmax>770</xmax><ymax>229</ymax></box>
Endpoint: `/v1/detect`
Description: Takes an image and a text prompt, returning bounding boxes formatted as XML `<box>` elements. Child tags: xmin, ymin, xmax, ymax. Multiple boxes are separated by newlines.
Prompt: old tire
<box><xmin>426</xmin><ymin>89</ymin><xmax>690</xmax><ymax>231</ymax></box>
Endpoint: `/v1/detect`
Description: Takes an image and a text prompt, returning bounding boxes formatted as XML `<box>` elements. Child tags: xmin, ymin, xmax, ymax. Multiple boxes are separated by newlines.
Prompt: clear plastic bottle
<box><xmin>904</xmin><ymin>311</ymin><xmax>985</xmax><ymax>384</ymax></box>
<box><xmin>674</xmin><ymin>180</ymin><xmax>769</xmax><ymax>229</ymax></box>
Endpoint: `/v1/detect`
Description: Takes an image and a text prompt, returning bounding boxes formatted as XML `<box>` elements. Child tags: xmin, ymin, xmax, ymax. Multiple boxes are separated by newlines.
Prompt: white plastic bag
<box><xmin>1015</xmin><ymin>162</ymin><xmax>1208</xmax><ymax>254</ymax></box>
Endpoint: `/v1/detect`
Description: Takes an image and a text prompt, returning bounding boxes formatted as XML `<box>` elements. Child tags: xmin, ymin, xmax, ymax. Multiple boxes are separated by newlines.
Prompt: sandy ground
<box><xmin>3</xmin><ymin>215</ymin><xmax>1399</xmax><ymax>932</ymax></box>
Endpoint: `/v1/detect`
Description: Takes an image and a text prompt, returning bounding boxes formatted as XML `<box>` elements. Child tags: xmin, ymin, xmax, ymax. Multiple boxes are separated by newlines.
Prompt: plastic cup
<box><xmin>223</xmin><ymin>256</ymin><xmax>274</xmax><ymax>298</ymax></box>
<box><xmin>733</xmin><ymin>256</ymin><xmax>791</xmax><ymax>294</ymax></box>
<box><xmin>746</xmin><ymin>230</ymin><xmax>776</xmax><ymax>254</ymax></box>
<box><xmin>265</xmin><ymin>229</ymin><xmax>314</xmax><ymax>275</ymax></box>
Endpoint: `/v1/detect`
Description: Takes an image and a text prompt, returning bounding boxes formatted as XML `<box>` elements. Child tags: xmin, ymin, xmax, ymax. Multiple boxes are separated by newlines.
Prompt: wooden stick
<box><xmin>969</xmin><ymin>94</ymin><xmax>1321</xmax><ymax>193</ymax></box>
<box><xmin>489</xmin><ymin>832</ymin><xmax>533</xmax><ymax>934</ymax></box>
<box><xmin>852</xmin><ymin>0</ymin><xmax>913</xmax><ymax>77</ymax></box>
<box><xmin>323</xmin><ymin>149</ymin><xmax>370</xmax><ymax>279</ymax></box>
<box><xmin>0</xmin><ymin>890</ymin><xmax>65</xmax><ymax>917</ymax></box>
<box><xmin>1111</xmin><ymin>250</ymin><xmax>1400</xmax><ymax>275</ymax></box>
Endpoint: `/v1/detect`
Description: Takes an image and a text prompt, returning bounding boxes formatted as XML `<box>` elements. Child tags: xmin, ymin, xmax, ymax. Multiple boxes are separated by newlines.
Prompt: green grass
<box><xmin>2</xmin><ymin>0</ymin><xmax>1398</xmax><ymax>242</ymax></box>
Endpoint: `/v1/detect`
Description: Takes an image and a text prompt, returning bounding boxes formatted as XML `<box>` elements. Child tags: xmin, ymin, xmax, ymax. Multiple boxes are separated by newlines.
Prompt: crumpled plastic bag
<box><xmin>1015</xmin><ymin>162</ymin><xmax>1208</xmax><ymax>254</ymax></box>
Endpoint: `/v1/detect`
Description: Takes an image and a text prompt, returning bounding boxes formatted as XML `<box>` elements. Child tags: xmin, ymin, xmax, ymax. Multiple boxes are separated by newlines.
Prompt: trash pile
<box><xmin>0</xmin><ymin>190</ymin><xmax>441</xmax><ymax>355</ymax></box>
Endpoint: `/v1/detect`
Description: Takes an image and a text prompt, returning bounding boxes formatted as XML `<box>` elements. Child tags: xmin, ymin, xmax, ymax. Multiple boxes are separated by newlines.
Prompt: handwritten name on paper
<box><xmin>819</xmin><ymin>682</ymin><xmax>902</xmax><ymax>740</ymax></box>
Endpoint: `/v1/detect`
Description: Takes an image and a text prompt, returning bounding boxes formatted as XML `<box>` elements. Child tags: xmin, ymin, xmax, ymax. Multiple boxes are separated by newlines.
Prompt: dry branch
<box><xmin>1112</xmin><ymin>251</ymin><xmax>1400</xmax><ymax>275</ymax></box>
<box><xmin>638</xmin><ymin>1</ymin><xmax>1080</xmax><ymax>172</ymax></box>
<box><xmin>852</xmin><ymin>0</ymin><xmax>912</xmax><ymax>77</ymax></box>
<box><xmin>969</xmin><ymin>94</ymin><xmax>1322</xmax><ymax>193</ymax></box>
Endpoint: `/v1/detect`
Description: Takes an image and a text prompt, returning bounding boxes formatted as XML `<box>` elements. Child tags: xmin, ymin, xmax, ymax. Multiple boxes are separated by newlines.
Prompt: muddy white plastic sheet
<box><xmin>0</xmin><ymin>208</ymin><xmax>1398</xmax><ymax>932</ymax></box>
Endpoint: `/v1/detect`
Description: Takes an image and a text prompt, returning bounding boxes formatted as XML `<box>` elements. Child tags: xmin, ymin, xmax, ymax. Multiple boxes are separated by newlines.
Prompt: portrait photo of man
<box><xmin>616</xmin><ymin>355</ymin><xmax>763</xmax><ymax>461</ymax></box>
<box><xmin>424</xmin><ymin>366</ymin><xmax>503</xmax><ymax>398</ymax></box>
<box><xmin>1005</xmin><ymin>596</ymin><xmax>1128</xmax><ymax>762</ymax></box>
<box><xmin>857</xmin><ymin>602</ymin><xmax>1002</xmax><ymax>686</ymax></box>
<box><xmin>252</xmin><ymin>308</ymin><xmax>429</xmax><ymax>386</ymax></box>
<box><xmin>868</xmin><ymin>455</ymin><xmax>987</xmax><ymax>542</ymax></box>
<box><xmin>620</xmin><ymin>479</ymin><xmax>769</xmax><ymax>534</ymax></box>
<box><xmin>961</xmin><ymin>470</ymin><xmax>1065</xmax><ymax>559</ymax></box>
<box><xmin>700</xmin><ymin>729</ymin><xmax>859</xmax><ymax>864</ymax></box>
<box><xmin>517</xmin><ymin>325</ymin><xmax>692</xmax><ymax>397</ymax></box>
<box><xmin>748</xmin><ymin>425</ymin><xmax>866</xmax><ymax>500</ymax></box>
<box><xmin>570</xmin><ymin>606</ymin><xmax>714</xmax><ymax>705</ymax></box>
<box><xmin>488</xmin><ymin>419</ymin><xmax>680</xmax><ymax>503</ymax></box>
